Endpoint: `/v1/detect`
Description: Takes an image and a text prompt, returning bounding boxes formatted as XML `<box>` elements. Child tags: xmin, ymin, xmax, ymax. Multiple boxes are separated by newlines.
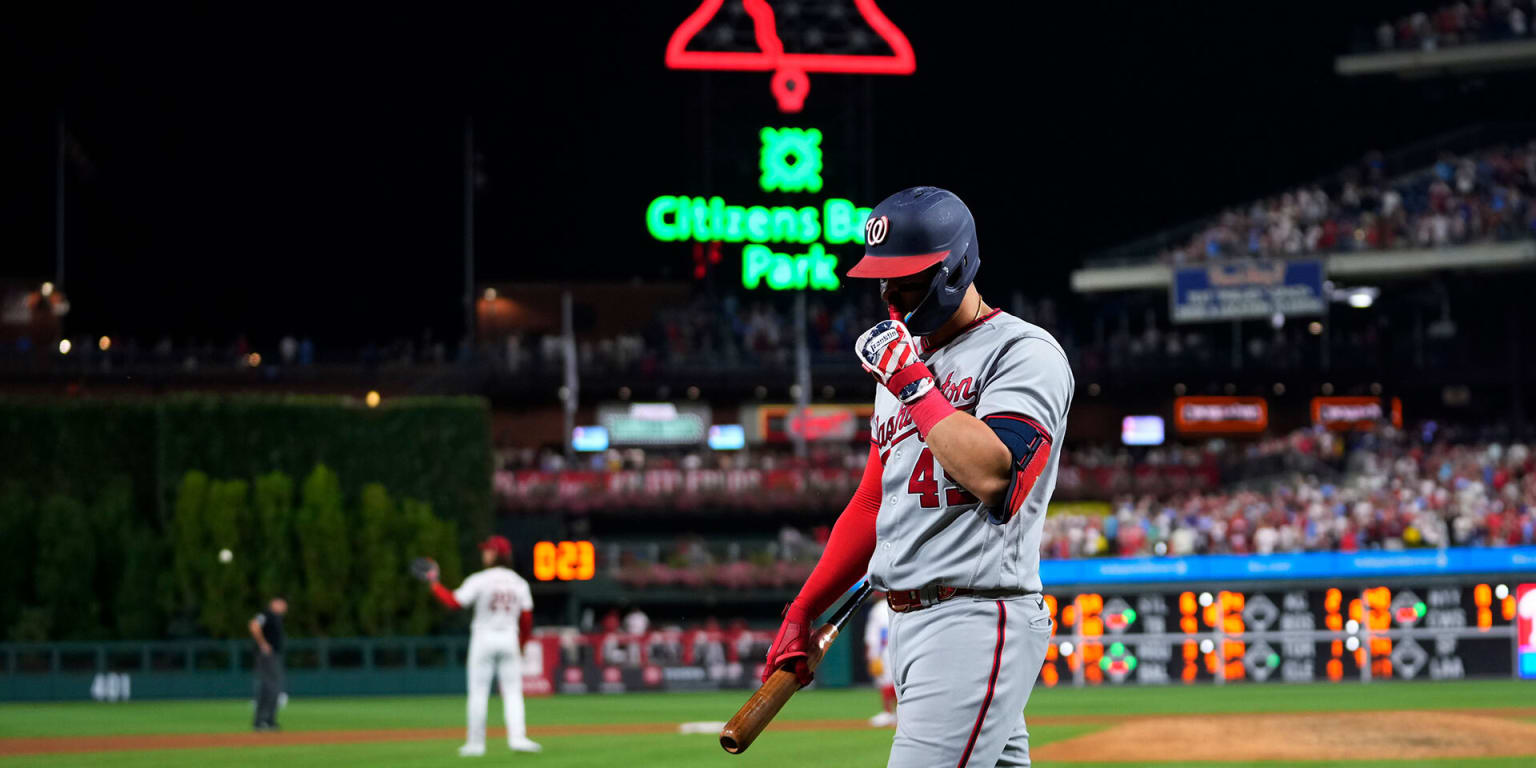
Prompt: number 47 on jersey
<box><xmin>906</xmin><ymin>447</ymin><xmax>978</xmax><ymax>508</ymax></box>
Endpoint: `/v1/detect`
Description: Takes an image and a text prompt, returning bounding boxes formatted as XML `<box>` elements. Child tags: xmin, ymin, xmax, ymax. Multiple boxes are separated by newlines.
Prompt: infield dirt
<box><xmin>1033</xmin><ymin>709</ymin><xmax>1536</xmax><ymax>762</ymax></box>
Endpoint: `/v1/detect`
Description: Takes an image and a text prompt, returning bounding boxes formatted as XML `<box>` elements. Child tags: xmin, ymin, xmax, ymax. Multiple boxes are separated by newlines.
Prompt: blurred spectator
<box><xmin>1372</xmin><ymin>1</ymin><xmax>1536</xmax><ymax>50</ymax></box>
<box><xmin>622</xmin><ymin>605</ymin><xmax>650</xmax><ymax>635</ymax></box>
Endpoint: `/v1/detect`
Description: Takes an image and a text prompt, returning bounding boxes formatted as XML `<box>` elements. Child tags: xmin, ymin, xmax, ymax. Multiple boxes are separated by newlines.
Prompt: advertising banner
<box><xmin>1171</xmin><ymin>259</ymin><xmax>1326</xmax><ymax>323</ymax></box>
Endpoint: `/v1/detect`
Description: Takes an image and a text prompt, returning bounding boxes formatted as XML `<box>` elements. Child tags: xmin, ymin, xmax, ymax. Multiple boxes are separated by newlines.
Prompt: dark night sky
<box><xmin>3</xmin><ymin>1</ymin><xmax>1531</xmax><ymax>346</ymax></box>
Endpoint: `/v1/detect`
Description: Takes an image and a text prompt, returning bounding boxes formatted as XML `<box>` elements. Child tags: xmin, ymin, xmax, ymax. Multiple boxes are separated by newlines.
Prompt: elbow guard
<box><xmin>981</xmin><ymin>414</ymin><xmax>1053</xmax><ymax>524</ymax></box>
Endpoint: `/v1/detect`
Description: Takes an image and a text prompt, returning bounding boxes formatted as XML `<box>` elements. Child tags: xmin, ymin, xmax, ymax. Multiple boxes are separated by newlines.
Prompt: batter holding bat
<box><xmin>763</xmin><ymin>186</ymin><xmax>1072</xmax><ymax>767</ymax></box>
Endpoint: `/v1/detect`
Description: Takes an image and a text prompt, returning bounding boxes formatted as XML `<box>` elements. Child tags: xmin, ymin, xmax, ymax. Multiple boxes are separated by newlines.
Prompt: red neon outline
<box><xmin>665</xmin><ymin>0</ymin><xmax>916</xmax><ymax>113</ymax></box>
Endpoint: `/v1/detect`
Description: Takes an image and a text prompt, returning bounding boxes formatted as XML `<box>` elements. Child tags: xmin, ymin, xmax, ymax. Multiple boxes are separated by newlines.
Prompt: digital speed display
<box><xmin>1037</xmin><ymin>582</ymin><xmax>1521</xmax><ymax>687</ymax></box>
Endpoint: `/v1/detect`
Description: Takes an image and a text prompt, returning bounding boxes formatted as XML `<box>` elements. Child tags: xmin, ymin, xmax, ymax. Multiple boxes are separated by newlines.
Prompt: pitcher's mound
<box><xmin>1033</xmin><ymin>710</ymin><xmax>1536</xmax><ymax>763</ymax></box>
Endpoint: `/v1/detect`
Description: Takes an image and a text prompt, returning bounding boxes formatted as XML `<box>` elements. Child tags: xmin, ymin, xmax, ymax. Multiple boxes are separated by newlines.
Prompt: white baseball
<box><xmin>218</xmin><ymin>548</ymin><xmax>233</xmax><ymax>564</ymax></box>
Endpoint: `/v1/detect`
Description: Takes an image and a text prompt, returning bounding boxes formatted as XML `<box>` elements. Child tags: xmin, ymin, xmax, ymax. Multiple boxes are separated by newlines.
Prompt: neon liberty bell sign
<box><xmin>651</xmin><ymin>1</ymin><xmax>916</xmax><ymax>290</ymax></box>
<box><xmin>646</xmin><ymin>127</ymin><xmax>872</xmax><ymax>291</ymax></box>
<box><xmin>665</xmin><ymin>0</ymin><xmax>915</xmax><ymax>114</ymax></box>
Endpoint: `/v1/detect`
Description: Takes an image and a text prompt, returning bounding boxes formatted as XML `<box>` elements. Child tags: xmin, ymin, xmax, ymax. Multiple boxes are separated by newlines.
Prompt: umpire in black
<box><xmin>247</xmin><ymin>596</ymin><xmax>288</xmax><ymax>731</ymax></box>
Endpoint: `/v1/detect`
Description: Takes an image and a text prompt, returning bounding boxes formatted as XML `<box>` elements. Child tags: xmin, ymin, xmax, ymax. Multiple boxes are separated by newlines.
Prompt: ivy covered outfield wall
<box><xmin>0</xmin><ymin>395</ymin><xmax>489</xmax><ymax>641</ymax></box>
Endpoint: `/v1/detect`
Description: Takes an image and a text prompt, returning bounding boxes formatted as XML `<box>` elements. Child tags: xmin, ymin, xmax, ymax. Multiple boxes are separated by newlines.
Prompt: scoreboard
<box><xmin>1038</xmin><ymin>581</ymin><xmax>1522</xmax><ymax>687</ymax></box>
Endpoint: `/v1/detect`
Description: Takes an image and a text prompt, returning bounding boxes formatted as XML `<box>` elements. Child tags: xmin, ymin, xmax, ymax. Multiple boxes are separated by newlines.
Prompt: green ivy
<box><xmin>0</xmin><ymin>394</ymin><xmax>489</xmax><ymax>641</ymax></box>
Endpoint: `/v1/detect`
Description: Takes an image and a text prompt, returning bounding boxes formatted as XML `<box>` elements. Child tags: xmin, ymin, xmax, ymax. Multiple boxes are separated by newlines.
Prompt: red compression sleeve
<box><xmin>431</xmin><ymin>582</ymin><xmax>460</xmax><ymax>610</ymax></box>
<box><xmin>907</xmin><ymin>387</ymin><xmax>957</xmax><ymax>440</ymax></box>
<box><xmin>789</xmin><ymin>444</ymin><xmax>883</xmax><ymax>620</ymax></box>
<box><xmin>519</xmin><ymin>610</ymin><xmax>533</xmax><ymax>641</ymax></box>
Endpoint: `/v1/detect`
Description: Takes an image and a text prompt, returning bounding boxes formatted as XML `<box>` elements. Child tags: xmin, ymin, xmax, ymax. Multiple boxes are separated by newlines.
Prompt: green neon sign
<box><xmin>760</xmin><ymin>127</ymin><xmax>823</xmax><ymax>193</ymax></box>
<box><xmin>647</xmin><ymin>126</ymin><xmax>870</xmax><ymax>291</ymax></box>
<box><xmin>742</xmin><ymin>243</ymin><xmax>838</xmax><ymax>291</ymax></box>
<box><xmin>646</xmin><ymin>196</ymin><xmax>870</xmax><ymax>246</ymax></box>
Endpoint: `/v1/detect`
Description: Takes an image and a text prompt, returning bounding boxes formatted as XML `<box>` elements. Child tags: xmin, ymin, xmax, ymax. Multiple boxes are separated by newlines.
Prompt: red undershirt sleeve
<box><xmin>431</xmin><ymin>582</ymin><xmax>461</xmax><ymax>609</ymax></box>
<box><xmin>789</xmin><ymin>443</ymin><xmax>883</xmax><ymax>619</ymax></box>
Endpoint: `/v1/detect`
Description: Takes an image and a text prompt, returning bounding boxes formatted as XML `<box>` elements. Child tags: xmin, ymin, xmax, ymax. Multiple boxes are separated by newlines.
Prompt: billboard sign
<box><xmin>1312</xmin><ymin>396</ymin><xmax>1403</xmax><ymax>430</ymax></box>
<box><xmin>1171</xmin><ymin>259</ymin><xmax>1326</xmax><ymax>323</ymax></box>
<box><xmin>1174</xmin><ymin>396</ymin><xmax>1268</xmax><ymax>434</ymax></box>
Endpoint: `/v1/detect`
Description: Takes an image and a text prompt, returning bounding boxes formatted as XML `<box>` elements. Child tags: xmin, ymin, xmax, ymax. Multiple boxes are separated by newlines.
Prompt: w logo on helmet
<box><xmin>865</xmin><ymin>215</ymin><xmax>890</xmax><ymax>246</ymax></box>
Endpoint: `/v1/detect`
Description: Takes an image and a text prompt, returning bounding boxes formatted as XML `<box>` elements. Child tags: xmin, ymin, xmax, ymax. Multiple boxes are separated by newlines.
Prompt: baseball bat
<box><xmin>720</xmin><ymin>581</ymin><xmax>875</xmax><ymax>755</ymax></box>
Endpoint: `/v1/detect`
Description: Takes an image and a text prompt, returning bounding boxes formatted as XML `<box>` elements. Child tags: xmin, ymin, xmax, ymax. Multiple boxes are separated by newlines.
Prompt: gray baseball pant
<box><xmin>886</xmin><ymin>593</ymin><xmax>1052</xmax><ymax>768</ymax></box>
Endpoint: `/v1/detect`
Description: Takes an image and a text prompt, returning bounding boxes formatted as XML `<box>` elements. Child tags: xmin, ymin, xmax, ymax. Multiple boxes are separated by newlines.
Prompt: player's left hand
<box><xmin>409</xmin><ymin>556</ymin><xmax>440</xmax><ymax>584</ymax></box>
<box><xmin>763</xmin><ymin>603</ymin><xmax>814</xmax><ymax>687</ymax></box>
<box><xmin>855</xmin><ymin>319</ymin><xmax>935</xmax><ymax>404</ymax></box>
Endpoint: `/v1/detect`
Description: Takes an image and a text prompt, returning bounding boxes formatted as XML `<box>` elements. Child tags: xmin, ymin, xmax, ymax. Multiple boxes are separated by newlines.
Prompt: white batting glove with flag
<box><xmin>855</xmin><ymin>320</ymin><xmax>936</xmax><ymax>405</ymax></box>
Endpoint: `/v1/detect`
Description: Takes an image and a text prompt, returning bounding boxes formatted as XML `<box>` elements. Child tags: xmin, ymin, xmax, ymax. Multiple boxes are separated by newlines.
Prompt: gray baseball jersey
<box><xmin>867</xmin><ymin>309</ymin><xmax>1073</xmax><ymax>595</ymax></box>
<box><xmin>867</xmin><ymin>309</ymin><xmax>1070</xmax><ymax>768</ymax></box>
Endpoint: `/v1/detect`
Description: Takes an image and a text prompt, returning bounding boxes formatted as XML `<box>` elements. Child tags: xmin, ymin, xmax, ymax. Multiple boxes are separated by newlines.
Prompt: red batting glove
<box><xmin>762</xmin><ymin>603</ymin><xmax>814</xmax><ymax>686</ymax></box>
<box><xmin>855</xmin><ymin>320</ymin><xmax>935</xmax><ymax>405</ymax></box>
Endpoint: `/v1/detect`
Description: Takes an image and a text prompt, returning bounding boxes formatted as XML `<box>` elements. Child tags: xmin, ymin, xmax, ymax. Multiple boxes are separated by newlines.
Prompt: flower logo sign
<box><xmin>759</xmin><ymin>127</ymin><xmax>822</xmax><ymax>193</ymax></box>
<box><xmin>666</xmin><ymin>0</ymin><xmax>916</xmax><ymax>113</ymax></box>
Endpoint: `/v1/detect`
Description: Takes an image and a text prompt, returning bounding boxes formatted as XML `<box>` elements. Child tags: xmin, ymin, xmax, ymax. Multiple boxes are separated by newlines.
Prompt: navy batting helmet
<box><xmin>845</xmin><ymin>186</ymin><xmax>980</xmax><ymax>336</ymax></box>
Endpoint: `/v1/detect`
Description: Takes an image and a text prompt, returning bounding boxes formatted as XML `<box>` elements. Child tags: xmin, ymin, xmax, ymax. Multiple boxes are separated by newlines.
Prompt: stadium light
<box><xmin>1331</xmin><ymin>285</ymin><xmax>1379</xmax><ymax>309</ymax></box>
<box><xmin>58</xmin><ymin>339</ymin><xmax>71</xmax><ymax>355</ymax></box>
<box><xmin>365</xmin><ymin>390</ymin><xmax>381</xmax><ymax>408</ymax></box>
<box><xmin>98</xmin><ymin>336</ymin><xmax>111</xmax><ymax>351</ymax></box>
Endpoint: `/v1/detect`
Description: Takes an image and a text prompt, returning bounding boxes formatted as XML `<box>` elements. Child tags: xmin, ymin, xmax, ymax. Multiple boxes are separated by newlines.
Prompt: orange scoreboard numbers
<box><xmin>532</xmin><ymin>540</ymin><xmax>596</xmax><ymax>581</ymax></box>
<box><xmin>1077</xmin><ymin>593</ymin><xmax>1105</xmax><ymax>684</ymax></box>
<box><xmin>1324</xmin><ymin>588</ymin><xmax>1345</xmax><ymax>681</ymax></box>
<box><xmin>1041</xmin><ymin>594</ymin><xmax>1060</xmax><ymax>687</ymax></box>
<box><xmin>1363</xmin><ymin>586</ymin><xmax>1393</xmax><ymax>678</ymax></box>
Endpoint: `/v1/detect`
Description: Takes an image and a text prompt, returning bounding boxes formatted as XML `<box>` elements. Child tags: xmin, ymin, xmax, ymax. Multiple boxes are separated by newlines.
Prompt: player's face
<box><xmin>482</xmin><ymin>548</ymin><xmax>497</xmax><ymax>567</ymax></box>
<box><xmin>881</xmin><ymin>265</ymin><xmax>939</xmax><ymax>316</ymax></box>
<box><xmin>271</xmin><ymin>598</ymin><xmax>287</xmax><ymax>615</ymax></box>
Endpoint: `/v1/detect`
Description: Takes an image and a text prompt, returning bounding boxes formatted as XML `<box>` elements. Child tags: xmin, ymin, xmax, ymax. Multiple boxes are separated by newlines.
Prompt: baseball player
<box><xmin>426</xmin><ymin>535</ymin><xmax>542</xmax><ymax>757</ymax></box>
<box><xmin>863</xmin><ymin>593</ymin><xmax>896</xmax><ymax>727</ymax></box>
<box><xmin>764</xmin><ymin>187</ymin><xmax>1070</xmax><ymax>767</ymax></box>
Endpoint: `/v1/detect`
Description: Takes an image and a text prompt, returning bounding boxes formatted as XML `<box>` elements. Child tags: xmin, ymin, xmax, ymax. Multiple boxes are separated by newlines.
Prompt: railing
<box><xmin>495</xmin><ymin>464</ymin><xmax>1223</xmax><ymax>511</ymax></box>
<box><xmin>0</xmin><ymin>636</ymin><xmax>472</xmax><ymax>702</ymax></box>
<box><xmin>0</xmin><ymin>629</ymin><xmax>853</xmax><ymax>702</ymax></box>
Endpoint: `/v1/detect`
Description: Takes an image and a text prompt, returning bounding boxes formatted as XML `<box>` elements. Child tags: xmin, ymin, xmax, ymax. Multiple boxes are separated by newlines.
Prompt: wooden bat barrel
<box><xmin>719</xmin><ymin>624</ymin><xmax>839</xmax><ymax>754</ymax></box>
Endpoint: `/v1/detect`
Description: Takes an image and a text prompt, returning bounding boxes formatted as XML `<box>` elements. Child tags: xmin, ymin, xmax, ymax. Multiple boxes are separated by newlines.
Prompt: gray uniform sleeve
<box><xmin>974</xmin><ymin>336</ymin><xmax>1074</xmax><ymax>437</ymax></box>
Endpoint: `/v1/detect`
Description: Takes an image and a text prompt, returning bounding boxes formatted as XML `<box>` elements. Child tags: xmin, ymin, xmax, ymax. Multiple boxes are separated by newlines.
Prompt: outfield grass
<box><xmin>1</xmin><ymin>680</ymin><xmax>1532</xmax><ymax>767</ymax></box>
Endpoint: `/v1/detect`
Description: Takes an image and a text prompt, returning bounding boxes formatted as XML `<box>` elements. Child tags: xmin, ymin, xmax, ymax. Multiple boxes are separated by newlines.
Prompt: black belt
<box><xmin>886</xmin><ymin>586</ymin><xmax>1036</xmax><ymax>613</ymax></box>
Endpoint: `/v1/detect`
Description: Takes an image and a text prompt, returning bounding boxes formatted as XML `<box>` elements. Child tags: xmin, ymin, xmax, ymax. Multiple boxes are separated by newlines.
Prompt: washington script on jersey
<box><xmin>873</xmin><ymin>371</ymin><xmax>979</xmax><ymax>459</ymax></box>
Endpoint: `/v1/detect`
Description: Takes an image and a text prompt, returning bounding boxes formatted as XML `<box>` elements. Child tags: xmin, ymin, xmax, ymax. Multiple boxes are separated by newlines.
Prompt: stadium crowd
<box><xmin>1043</xmin><ymin>425</ymin><xmax>1536</xmax><ymax>559</ymax></box>
<box><xmin>511</xmin><ymin>422</ymin><xmax>1536</xmax><ymax>590</ymax></box>
<box><xmin>1372</xmin><ymin>0</ymin><xmax>1534</xmax><ymax>51</ymax></box>
<box><xmin>1155</xmin><ymin>141</ymin><xmax>1536</xmax><ymax>265</ymax></box>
